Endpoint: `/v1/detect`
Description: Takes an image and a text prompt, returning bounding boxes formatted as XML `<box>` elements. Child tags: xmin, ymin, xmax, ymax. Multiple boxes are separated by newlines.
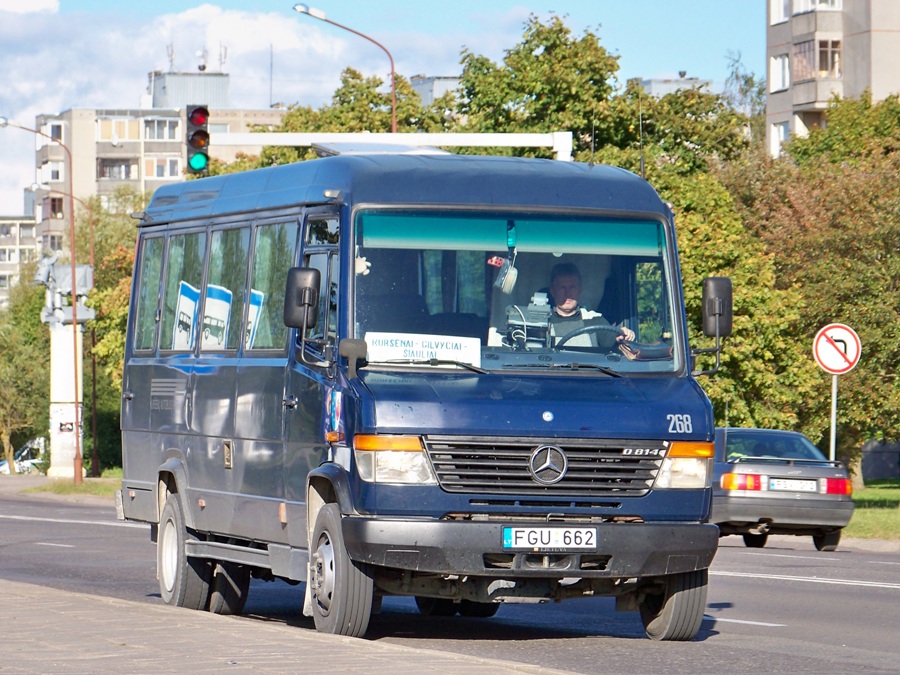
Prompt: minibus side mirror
<box><xmin>692</xmin><ymin>276</ymin><xmax>732</xmax><ymax>376</ymax></box>
<box><xmin>284</xmin><ymin>267</ymin><xmax>320</xmax><ymax>330</ymax></box>
<box><xmin>702</xmin><ymin>276</ymin><xmax>732</xmax><ymax>338</ymax></box>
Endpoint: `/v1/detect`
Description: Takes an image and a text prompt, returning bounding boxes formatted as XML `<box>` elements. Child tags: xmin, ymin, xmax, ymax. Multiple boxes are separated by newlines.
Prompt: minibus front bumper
<box><xmin>341</xmin><ymin>517</ymin><xmax>718</xmax><ymax>578</ymax></box>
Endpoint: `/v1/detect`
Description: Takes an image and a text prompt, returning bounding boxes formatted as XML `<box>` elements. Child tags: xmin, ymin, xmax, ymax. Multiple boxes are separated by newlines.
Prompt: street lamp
<box><xmin>292</xmin><ymin>3</ymin><xmax>397</xmax><ymax>133</ymax></box>
<box><xmin>1</xmin><ymin>116</ymin><xmax>84</xmax><ymax>485</ymax></box>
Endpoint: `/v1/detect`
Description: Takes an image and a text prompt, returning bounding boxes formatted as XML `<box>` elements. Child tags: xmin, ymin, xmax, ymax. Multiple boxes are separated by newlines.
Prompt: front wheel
<box><xmin>157</xmin><ymin>494</ymin><xmax>212</xmax><ymax>610</ymax></box>
<box><xmin>813</xmin><ymin>530</ymin><xmax>842</xmax><ymax>552</ymax></box>
<box><xmin>639</xmin><ymin>569</ymin><xmax>708</xmax><ymax>641</ymax></box>
<box><xmin>309</xmin><ymin>504</ymin><xmax>374</xmax><ymax>637</ymax></box>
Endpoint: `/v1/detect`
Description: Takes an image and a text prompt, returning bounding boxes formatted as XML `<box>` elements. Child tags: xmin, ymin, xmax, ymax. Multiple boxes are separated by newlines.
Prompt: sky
<box><xmin>0</xmin><ymin>0</ymin><xmax>765</xmax><ymax>215</ymax></box>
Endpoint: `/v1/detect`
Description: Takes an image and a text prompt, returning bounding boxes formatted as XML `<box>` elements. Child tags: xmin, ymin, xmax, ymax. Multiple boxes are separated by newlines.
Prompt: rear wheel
<box><xmin>813</xmin><ymin>530</ymin><xmax>842</xmax><ymax>552</ymax></box>
<box><xmin>157</xmin><ymin>494</ymin><xmax>212</xmax><ymax>610</ymax></box>
<box><xmin>310</xmin><ymin>504</ymin><xmax>373</xmax><ymax>637</ymax></box>
<box><xmin>639</xmin><ymin>569</ymin><xmax>708</xmax><ymax>641</ymax></box>
<box><xmin>208</xmin><ymin>561</ymin><xmax>251</xmax><ymax>615</ymax></box>
<box><xmin>742</xmin><ymin>532</ymin><xmax>769</xmax><ymax>548</ymax></box>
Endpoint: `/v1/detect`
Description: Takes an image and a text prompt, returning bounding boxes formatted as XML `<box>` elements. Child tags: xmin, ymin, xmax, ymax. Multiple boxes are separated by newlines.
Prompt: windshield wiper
<box><xmin>504</xmin><ymin>362</ymin><xmax>623</xmax><ymax>377</ymax></box>
<box><xmin>375</xmin><ymin>358</ymin><xmax>489</xmax><ymax>374</ymax></box>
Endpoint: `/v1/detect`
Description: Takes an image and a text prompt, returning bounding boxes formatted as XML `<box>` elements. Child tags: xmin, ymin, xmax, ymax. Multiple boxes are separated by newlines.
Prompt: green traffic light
<box><xmin>188</xmin><ymin>152</ymin><xmax>209</xmax><ymax>172</ymax></box>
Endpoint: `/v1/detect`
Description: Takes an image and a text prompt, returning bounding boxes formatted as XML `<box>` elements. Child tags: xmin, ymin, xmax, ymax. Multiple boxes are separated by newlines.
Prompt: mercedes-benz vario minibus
<box><xmin>119</xmin><ymin>152</ymin><xmax>732</xmax><ymax>641</ymax></box>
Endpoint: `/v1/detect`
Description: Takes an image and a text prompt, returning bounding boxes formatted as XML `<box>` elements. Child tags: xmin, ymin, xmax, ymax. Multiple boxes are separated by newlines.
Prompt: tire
<box><xmin>208</xmin><ymin>561</ymin><xmax>251</xmax><ymax>615</ymax></box>
<box><xmin>742</xmin><ymin>532</ymin><xmax>769</xmax><ymax>548</ymax></box>
<box><xmin>157</xmin><ymin>494</ymin><xmax>212</xmax><ymax>610</ymax></box>
<box><xmin>639</xmin><ymin>569</ymin><xmax>708</xmax><ymax>641</ymax></box>
<box><xmin>415</xmin><ymin>596</ymin><xmax>458</xmax><ymax>616</ymax></box>
<box><xmin>309</xmin><ymin>504</ymin><xmax>374</xmax><ymax>637</ymax></box>
<box><xmin>458</xmin><ymin>600</ymin><xmax>500</xmax><ymax>618</ymax></box>
<box><xmin>813</xmin><ymin>530</ymin><xmax>841</xmax><ymax>552</ymax></box>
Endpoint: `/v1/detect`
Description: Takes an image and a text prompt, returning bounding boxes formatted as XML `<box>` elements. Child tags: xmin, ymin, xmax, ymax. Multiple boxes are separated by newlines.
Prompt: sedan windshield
<box><xmin>354</xmin><ymin>209</ymin><xmax>680</xmax><ymax>374</ymax></box>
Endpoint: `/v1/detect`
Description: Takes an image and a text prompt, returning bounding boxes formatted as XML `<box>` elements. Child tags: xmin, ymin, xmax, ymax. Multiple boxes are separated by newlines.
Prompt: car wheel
<box><xmin>813</xmin><ymin>530</ymin><xmax>842</xmax><ymax>552</ymax></box>
<box><xmin>638</xmin><ymin>569</ymin><xmax>708</xmax><ymax>641</ymax></box>
<box><xmin>458</xmin><ymin>600</ymin><xmax>500</xmax><ymax>618</ymax></box>
<box><xmin>157</xmin><ymin>494</ymin><xmax>212</xmax><ymax>610</ymax></box>
<box><xmin>310</xmin><ymin>504</ymin><xmax>374</xmax><ymax>637</ymax></box>
<box><xmin>415</xmin><ymin>596</ymin><xmax>459</xmax><ymax>616</ymax></box>
<box><xmin>742</xmin><ymin>533</ymin><xmax>769</xmax><ymax>548</ymax></box>
<box><xmin>208</xmin><ymin>561</ymin><xmax>251</xmax><ymax>615</ymax></box>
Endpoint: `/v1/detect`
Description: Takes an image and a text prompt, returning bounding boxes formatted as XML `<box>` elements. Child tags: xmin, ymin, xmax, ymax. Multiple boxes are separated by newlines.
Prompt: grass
<box><xmin>22</xmin><ymin>467</ymin><xmax>121</xmax><ymax>499</ymax></box>
<box><xmin>843</xmin><ymin>479</ymin><xmax>900</xmax><ymax>541</ymax></box>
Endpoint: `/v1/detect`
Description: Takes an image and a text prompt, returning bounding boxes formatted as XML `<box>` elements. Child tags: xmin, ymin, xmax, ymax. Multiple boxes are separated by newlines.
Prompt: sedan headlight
<box><xmin>655</xmin><ymin>441</ymin><xmax>713</xmax><ymax>489</ymax></box>
<box><xmin>353</xmin><ymin>434</ymin><xmax>437</xmax><ymax>485</ymax></box>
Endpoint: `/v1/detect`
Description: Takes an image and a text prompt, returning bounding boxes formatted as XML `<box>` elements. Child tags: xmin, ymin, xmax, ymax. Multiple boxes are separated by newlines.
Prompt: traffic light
<box><xmin>185</xmin><ymin>105</ymin><xmax>210</xmax><ymax>174</ymax></box>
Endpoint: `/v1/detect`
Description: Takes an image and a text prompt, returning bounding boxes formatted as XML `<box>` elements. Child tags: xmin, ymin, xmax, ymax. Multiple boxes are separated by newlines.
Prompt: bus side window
<box><xmin>246</xmin><ymin>221</ymin><xmax>299</xmax><ymax>350</ymax></box>
<box><xmin>159</xmin><ymin>231</ymin><xmax>207</xmax><ymax>351</ymax></box>
<box><xmin>201</xmin><ymin>227</ymin><xmax>250</xmax><ymax>351</ymax></box>
<box><xmin>133</xmin><ymin>236</ymin><xmax>164</xmax><ymax>350</ymax></box>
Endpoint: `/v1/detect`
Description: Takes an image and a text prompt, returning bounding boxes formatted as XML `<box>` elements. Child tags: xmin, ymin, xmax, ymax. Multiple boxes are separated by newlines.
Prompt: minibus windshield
<box><xmin>354</xmin><ymin>209</ymin><xmax>680</xmax><ymax>374</ymax></box>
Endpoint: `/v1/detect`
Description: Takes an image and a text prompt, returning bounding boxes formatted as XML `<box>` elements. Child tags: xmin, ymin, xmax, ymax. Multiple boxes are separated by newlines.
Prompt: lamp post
<box><xmin>293</xmin><ymin>3</ymin><xmax>397</xmax><ymax>133</ymax></box>
<box><xmin>1</xmin><ymin>116</ymin><xmax>84</xmax><ymax>485</ymax></box>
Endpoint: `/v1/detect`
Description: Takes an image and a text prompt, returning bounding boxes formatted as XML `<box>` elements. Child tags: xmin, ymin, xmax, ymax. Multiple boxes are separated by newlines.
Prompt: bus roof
<box><xmin>140</xmin><ymin>154</ymin><xmax>668</xmax><ymax>225</ymax></box>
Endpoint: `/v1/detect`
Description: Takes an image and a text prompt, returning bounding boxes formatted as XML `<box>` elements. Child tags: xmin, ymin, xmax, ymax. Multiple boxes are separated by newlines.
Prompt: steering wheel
<box><xmin>553</xmin><ymin>324</ymin><xmax>623</xmax><ymax>351</ymax></box>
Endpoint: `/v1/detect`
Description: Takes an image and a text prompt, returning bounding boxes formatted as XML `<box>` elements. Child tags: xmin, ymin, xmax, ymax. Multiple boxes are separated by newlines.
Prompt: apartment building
<box><xmin>0</xmin><ymin>214</ymin><xmax>38</xmax><ymax>309</ymax></box>
<box><xmin>766</xmin><ymin>0</ymin><xmax>900</xmax><ymax>156</ymax></box>
<box><xmin>29</xmin><ymin>70</ymin><xmax>285</xmax><ymax>260</ymax></box>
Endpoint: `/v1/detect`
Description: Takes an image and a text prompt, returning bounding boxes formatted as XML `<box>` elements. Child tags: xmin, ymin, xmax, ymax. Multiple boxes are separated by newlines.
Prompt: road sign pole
<box><xmin>829</xmin><ymin>374</ymin><xmax>838</xmax><ymax>462</ymax></box>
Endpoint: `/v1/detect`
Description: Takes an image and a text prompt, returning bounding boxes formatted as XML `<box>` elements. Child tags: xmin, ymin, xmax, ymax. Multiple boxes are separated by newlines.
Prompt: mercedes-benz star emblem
<box><xmin>528</xmin><ymin>445</ymin><xmax>568</xmax><ymax>485</ymax></box>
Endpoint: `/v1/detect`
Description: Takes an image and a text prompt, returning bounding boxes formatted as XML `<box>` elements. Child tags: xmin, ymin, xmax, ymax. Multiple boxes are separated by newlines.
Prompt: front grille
<box><xmin>424</xmin><ymin>435</ymin><xmax>663</xmax><ymax>497</ymax></box>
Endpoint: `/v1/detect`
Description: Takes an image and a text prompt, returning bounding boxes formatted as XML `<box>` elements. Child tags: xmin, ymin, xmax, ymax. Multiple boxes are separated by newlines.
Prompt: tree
<box><xmin>0</xmin><ymin>278</ymin><xmax>50</xmax><ymax>472</ymax></box>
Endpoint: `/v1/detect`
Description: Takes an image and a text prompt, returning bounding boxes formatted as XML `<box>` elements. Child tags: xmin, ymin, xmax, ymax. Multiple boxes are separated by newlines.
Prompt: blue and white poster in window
<box><xmin>245</xmin><ymin>289</ymin><xmax>265</xmax><ymax>349</ymax></box>
<box><xmin>202</xmin><ymin>284</ymin><xmax>232</xmax><ymax>348</ymax></box>
<box><xmin>173</xmin><ymin>281</ymin><xmax>200</xmax><ymax>350</ymax></box>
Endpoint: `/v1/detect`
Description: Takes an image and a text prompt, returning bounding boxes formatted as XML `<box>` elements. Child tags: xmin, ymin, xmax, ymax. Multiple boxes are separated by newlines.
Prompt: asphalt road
<box><xmin>1</xmin><ymin>486</ymin><xmax>898</xmax><ymax>673</ymax></box>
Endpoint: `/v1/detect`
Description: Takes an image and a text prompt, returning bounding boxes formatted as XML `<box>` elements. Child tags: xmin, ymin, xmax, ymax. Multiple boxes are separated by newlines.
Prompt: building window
<box><xmin>770</xmin><ymin>54</ymin><xmax>791</xmax><ymax>92</ymax></box>
<box><xmin>45</xmin><ymin>234</ymin><xmax>64</xmax><ymax>252</ymax></box>
<box><xmin>97</xmin><ymin>118</ymin><xmax>141</xmax><ymax>142</ymax></box>
<box><xmin>793</xmin><ymin>41</ymin><xmax>815</xmax><ymax>82</ymax></box>
<box><xmin>98</xmin><ymin>158</ymin><xmax>138</xmax><ymax>180</ymax></box>
<box><xmin>0</xmin><ymin>224</ymin><xmax>9</xmax><ymax>237</ymax></box>
<box><xmin>771</xmin><ymin>0</ymin><xmax>790</xmax><ymax>24</ymax></box>
<box><xmin>793</xmin><ymin>0</ymin><xmax>841</xmax><ymax>14</ymax></box>
<box><xmin>0</xmin><ymin>249</ymin><xmax>8</xmax><ymax>262</ymax></box>
<box><xmin>145</xmin><ymin>119</ymin><xmax>180</xmax><ymax>141</ymax></box>
<box><xmin>0</xmin><ymin>275</ymin><xmax>9</xmax><ymax>290</ymax></box>
<box><xmin>41</xmin><ymin>161</ymin><xmax>64</xmax><ymax>183</ymax></box>
<box><xmin>49</xmin><ymin>197</ymin><xmax>64</xmax><ymax>219</ymax></box>
<box><xmin>144</xmin><ymin>157</ymin><xmax>181</xmax><ymax>179</ymax></box>
<box><xmin>771</xmin><ymin>121</ymin><xmax>791</xmax><ymax>157</ymax></box>
<box><xmin>819</xmin><ymin>40</ymin><xmax>841</xmax><ymax>78</ymax></box>
<box><xmin>21</xmin><ymin>225</ymin><xmax>34</xmax><ymax>238</ymax></box>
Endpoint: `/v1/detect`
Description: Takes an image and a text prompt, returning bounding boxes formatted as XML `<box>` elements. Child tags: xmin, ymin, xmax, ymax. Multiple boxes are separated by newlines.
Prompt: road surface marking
<box><xmin>738</xmin><ymin>551</ymin><xmax>840</xmax><ymax>561</ymax></box>
<box><xmin>0</xmin><ymin>514</ymin><xmax>143</xmax><ymax>529</ymax></box>
<box><xmin>35</xmin><ymin>542</ymin><xmax>75</xmax><ymax>548</ymax></box>
<box><xmin>704</xmin><ymin>615</ymin><xmax>785</xmax><ymax>627</ymax></box>
<box><xmin>712</xmin><ymin>570</ymin><xmax>900</xmax><ymax>590</ymax></box>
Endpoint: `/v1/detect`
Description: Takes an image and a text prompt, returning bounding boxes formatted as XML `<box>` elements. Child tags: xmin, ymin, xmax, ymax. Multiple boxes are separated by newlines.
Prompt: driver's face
<box><xmin>550</xmin><ymin>274</ymin><xmax>581</xmax><ymax>317</ymax></box>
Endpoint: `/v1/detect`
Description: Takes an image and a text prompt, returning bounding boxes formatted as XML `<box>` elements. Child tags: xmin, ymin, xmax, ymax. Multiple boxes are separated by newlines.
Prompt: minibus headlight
<box><xmin>353</xmin><ymin>435</ymin><xmax>437</xmax><ymax>485</ymax></box>
<box><xmin>655</xmin><ymin>441</ymin><xmax>713</xmax><ymax>489</ymax></box>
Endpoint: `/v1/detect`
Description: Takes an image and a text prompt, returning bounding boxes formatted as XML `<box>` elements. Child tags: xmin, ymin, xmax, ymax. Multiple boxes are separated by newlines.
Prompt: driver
<box><xmin>548</xmin><ymin>263</ymin><xmax>635</xmax><ymax>348</ymax></box>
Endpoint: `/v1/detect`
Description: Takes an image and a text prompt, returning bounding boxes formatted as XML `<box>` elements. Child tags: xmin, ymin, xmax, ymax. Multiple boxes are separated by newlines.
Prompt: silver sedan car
<box><xmin>711</xmin><ymin>428</ymin><xmax>854</xmax><ymax>551</ymax></box>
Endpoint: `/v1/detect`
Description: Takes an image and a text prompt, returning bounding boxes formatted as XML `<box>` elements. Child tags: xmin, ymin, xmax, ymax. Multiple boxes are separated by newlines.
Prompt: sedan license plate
<box><xmin>769</xmin><ymin>478</ymin><xmax>817</xmax><ymax>492</ymax></box>
<box><xmin>502</xmin><ymin>526</ymin><xmax>596</xmax><ymax>552</ymax></box>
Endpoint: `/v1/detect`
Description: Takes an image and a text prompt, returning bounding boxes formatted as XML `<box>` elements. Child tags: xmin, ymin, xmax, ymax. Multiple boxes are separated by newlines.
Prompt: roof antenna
<box><xmin>639</xmin><ymin>90</ymin><xmax>645</xmax><ymax>179</ymax></box>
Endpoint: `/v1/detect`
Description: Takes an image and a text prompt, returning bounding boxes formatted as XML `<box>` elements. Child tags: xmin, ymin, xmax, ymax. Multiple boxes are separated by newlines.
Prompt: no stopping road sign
<box><xmin>813</xmin><ymin>323</ymin><xmax>861</xmax><ymax>375</ymax></box>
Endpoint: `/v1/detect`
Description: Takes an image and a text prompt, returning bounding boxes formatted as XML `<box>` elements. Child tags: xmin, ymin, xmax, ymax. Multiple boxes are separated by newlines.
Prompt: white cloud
<box><xmin>0</xmin><ymin>4</ymin><xmax>513</xmax><ymax>213</ymax></box>
<box><xmin>0</xmin><ymin>0</ymin><xmax>58</xmax><ymax>13</ymax></box>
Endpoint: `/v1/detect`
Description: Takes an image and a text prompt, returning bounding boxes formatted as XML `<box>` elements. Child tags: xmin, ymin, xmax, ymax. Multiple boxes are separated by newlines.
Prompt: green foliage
<box><xmin>787</xmin><ymin>90</ymin><xmax>900</xmax><ymax>165</ymax></box>
<box><xmin>0</xmin><ymin>281</ymin><xmax>51</xmax><ymax>470</ymax></box>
